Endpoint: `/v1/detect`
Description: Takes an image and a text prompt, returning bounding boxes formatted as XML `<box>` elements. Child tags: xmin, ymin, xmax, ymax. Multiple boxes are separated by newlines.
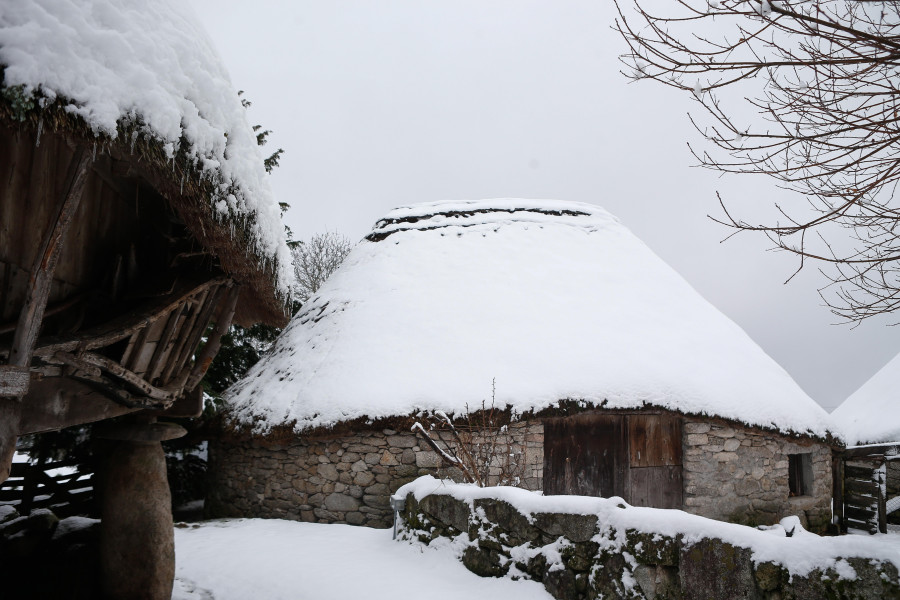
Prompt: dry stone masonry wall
<box><xmin>207</xmin><ymin>422</ymin><xmax>544</xmax><ymax>527</ymax></box>
<box><xmin>682</xmin><ymin>418</ymin><xmax>832</xmax><ymax>531</ymax></box>
<box><xmin>400</xmin><ymin>483</ymin><xmax>900</xmax><ymax>600</ymax></box>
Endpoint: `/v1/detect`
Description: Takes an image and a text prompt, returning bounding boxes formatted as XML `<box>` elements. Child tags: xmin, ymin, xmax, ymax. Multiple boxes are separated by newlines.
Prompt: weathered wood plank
<box><xmin>627</xmin><ymin>414</ymin><xmax>682</xmax><ymax>467</ymax></box>
<box><xmin>845</xmin><ymin>464</ymin><xmax>879</xmax><ymax>480</ymax></box>
<box><xmin>543</xmin><ymin>414</ymin><xmax>627</xmax><ymax>498</ymax></box>
<box><xmin>9</xmin><ymin>148</ymin><xmax>93</xmax><ymax>371</ymax></box>
<box><xmin>845</xmin><ymin>478</ymin><xmax>881</xmax><ymax>496</ymax></box>
<box><xmin>844</xmin><ymin>444</ymin><xmax>900</xmax><ymax>458</ymax></box>
<box><xmin>24</xmin><ymin>275</ymin><xmax>226</xmax><ymax>360</ymax></box>
<box><xmin>145</xmin><ymin>305</ymin><xmax>184</xmax><ymax>384</ymax></box>
<box><xmin>50</xmin><ymin>351</ymin><xmax>178</xmax><ymax>403</ymax></box>
<box><xmin>833</xmin><ymin>454</ymin><xmax>845</xmax><ymax>533</ymax></box>
<box><xmin>158</xmin><ymin>292</ymin><xmax>207</xmax><ymax>385</ymax></box>
<box><xmin>16</xmin><ymin>378</ymin><xmax>139</xmax><ymax>435</ymax></box>
<box><xmin>170</xmin><ymin>284</ymin><xmax>226</xmax><ymax>390</ymax></box>
<box><xmin>185</xmin><ymin>284</ymin><xmax>239</xmax><ymax>391</ymax></box>
<box><xmin>629</xmin><ymin>465</ymin><xmax>682</xmax><ymax>509</ymax></box>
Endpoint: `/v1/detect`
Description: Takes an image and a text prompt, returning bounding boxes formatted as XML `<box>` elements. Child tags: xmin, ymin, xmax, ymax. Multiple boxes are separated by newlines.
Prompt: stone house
<box><xmin>209</xmin><ymin>200</ymin><xmax>839</xmax><ymax>531</ymax></box>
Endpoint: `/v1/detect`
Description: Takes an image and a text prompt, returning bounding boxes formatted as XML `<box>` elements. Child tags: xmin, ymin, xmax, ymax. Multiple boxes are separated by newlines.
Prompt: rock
<box><xmin>753</xmin><ymin>561</ymin><xmax>782</xmax><ymax>592</ymax></box>
<box><xmin>317</xmin><ymin>463</ymin><xmax>338</xmax><ymax>481</ymax></box>
<box><xmin>462</xmin><ymin>545</ymin><xmax>509</xmax><ymax>578</ymax></box>
<box><xmin>625</xmin><ymin>530</ymin><xmax>680</xmax><ymax>567</ymax></box>
<box><xmin>533</xmin><ymin>512</ymin><xmax>598</xmax><ymax>543</ymax></box>
<box><xmin>474</xmin><ymin>499</ymin><xmax>538</xmax><ymax>544</ymax></box>
<box><xmin>324</xmin><ymin>493</ymin><xmax>360</xmax><ymax>512</ymax></box>
<box><xmin>345</xmin><ymin>512</ymin><xmax>366</xmax><ymax>525</ymax></box>
<box><xmin>415</xmin><ymin>451</ymin><xmax>442</xmax><ymax>469</ymax></box>
<box><xmin>401</xmin><ymin>449</ymin><xmax>416</xmax><ymax>465</ymax></box>
<box><xmin>386</xmin><ymin>435</ymin><xmax>417</xmax><ymax>448</ymax></box>
<box><xmin>419</xmin><ymin>494</ymin><xmax>471</xmax><ymax>533</ymax></box>
<box><xmin>680</xmin><ymin>538</ymin><xmax>760</xmax><ymax>600</ymax></box>
<box><xmin>633</xmin><ymin>564</ymin><xmax>681</xmax><ymax>600</ymax></box>
<box><xmin>379</xmin><ymin>450</ymin><xmax>400</xmax><ymax>466</ymax></box>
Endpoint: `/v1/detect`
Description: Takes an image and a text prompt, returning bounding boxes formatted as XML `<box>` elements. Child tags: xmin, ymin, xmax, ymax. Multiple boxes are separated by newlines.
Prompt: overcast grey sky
<box><xmin>189</xmin><ymin>0</ymin><xmax>900</xmax><ymax>411</ymax></box>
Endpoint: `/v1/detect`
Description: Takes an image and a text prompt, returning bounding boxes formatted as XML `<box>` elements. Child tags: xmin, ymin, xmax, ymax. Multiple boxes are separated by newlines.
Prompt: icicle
<box><xmin>180</xmin><ymin>173</ymin><xmax>184</xmax><ymax>195</ymax></box>
<box><xmin>92</xmin><ymin>143</ymin><xmax>97</xmax><ymax>161</ymax></box>
<box><xmin>35</xmin><ymin>118</ymin><xmax>43</xmax><ymax>147</ymax></box>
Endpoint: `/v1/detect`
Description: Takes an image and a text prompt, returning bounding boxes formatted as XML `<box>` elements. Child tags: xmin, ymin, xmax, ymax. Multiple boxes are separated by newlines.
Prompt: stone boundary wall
<box><xmin>206</xmin><ymin>422</ymin><xmax>543</xmax><ymax>527</ymax></box>
<box><xmin>399</xmin><ymin>485</ymin><xmax>900</xmax><ymax>600</ymax></box>
<box><xmin>682</xmin><ymin>418</ymin><xmax>833</xmax><ymax>532</ymax></box>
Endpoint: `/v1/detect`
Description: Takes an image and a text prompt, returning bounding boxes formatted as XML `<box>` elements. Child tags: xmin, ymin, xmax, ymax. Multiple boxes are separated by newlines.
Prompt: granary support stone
<box><xmin>98</xmin><ymin>418</ymin><xmax>185</xmax><ymax>600</ymax></box>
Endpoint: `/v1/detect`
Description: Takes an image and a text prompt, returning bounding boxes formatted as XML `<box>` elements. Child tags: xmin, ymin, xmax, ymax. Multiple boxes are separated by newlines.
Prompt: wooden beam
<box><xmin>844</xmin><ymin>444</ymin><xmax>900</xmax><ymax>458</ymax></box>
<box><xmin>78</xmin><ymin>352</ymin><xmax>178</xmax><ymax>403</ymax></box>
<box><xmin>23</xmin><ymin>275</ymin><xmax>226</xmax><ymax>360</ymax></box>
<box><xmin>185</xmin><ymin>284</ymin><xmax>240</xmax><ymax>392</ymax></box>
<box><xmin>832</xmin><ymin>453</ymin><xmax>845</xmax><ymax>534</ymax></box>
<box><xmin>169</xmin><ymin>285</ymin><xmax>225</xmax><ymax>390</ymax></box>
<box><xmin>16</xmin><ymin>378</ymin><xmax>140</xmax><ymax>435</ymax></box>
<box><xmin>8</xmin><ymin>148</ymin><xmax>93</xmax><ymax>371</ymax></box>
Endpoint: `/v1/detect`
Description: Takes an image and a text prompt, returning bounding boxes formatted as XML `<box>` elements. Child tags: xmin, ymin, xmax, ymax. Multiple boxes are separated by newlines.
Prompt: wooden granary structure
<box><xmin>0</xmin><ymin>2</ymin><xmax>293</xmax><ymax>597</ymax></box>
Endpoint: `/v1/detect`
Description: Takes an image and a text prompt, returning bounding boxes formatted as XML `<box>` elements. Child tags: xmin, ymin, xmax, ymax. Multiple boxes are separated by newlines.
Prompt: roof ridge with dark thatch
<box><xmin>225</xmin><ymin>198</ymin><xmax>839</xmax><ymax>440</ymax></box>
<box><xmin>0</xmin><ymin>0</ymin><xmax>294</xmax><ymax>325</ymax></box>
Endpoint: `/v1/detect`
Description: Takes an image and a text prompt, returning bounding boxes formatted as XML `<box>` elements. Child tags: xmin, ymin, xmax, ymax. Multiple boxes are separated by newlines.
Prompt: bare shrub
<box><xmin>411</xmin><ymin>382</ymin><xmax>525</xmax><ymax>487</ymax></box>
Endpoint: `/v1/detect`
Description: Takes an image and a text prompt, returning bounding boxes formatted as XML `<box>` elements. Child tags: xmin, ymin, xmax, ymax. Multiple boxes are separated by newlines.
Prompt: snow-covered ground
<box><xmin>172</xmin><ymin>515</ymin><xmax>900</xmax><ymax>600</ymax></box>
<box><xmin>173</xmin><ymin>519</ymin><xmax>552</xmax><ymax>600</ymax></box>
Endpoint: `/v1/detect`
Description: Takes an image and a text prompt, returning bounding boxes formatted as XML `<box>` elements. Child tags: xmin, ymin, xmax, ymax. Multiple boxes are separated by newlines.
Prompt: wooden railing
<box><xmin>0</xmin><ymin>460</ymin><xmax>95</xmax><ymax>517</ymax></box>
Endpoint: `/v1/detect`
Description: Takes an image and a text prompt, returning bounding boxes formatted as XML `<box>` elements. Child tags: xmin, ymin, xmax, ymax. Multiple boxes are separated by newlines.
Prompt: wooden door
<box><xmin>627</xmin><ymin>414</ymin><xmax>683</xmax><ymax>509</ymax></box>
<box><xmin>543</xmin><ymin>414</ymin><xmax>627</xmax><ymax>498</ymax></box>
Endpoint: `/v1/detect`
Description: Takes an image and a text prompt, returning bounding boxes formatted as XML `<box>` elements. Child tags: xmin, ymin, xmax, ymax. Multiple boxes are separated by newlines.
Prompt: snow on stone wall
<box><xmin>397</xmin><ymin>477</ymin><xmax>900</xmax><ymax>600</ymax></box>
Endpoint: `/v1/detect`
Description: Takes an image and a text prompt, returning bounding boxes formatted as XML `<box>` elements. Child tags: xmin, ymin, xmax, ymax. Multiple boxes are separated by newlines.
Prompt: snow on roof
<box><xmin>833</xmin><ymin>352</ymin><xmax>900</xmax><ymax>445</ymax></box>
<box><xmin>227</xmin><ymin>199</ymin><xmax>835</xmax><ymax>439</ymax></box>
<box><xmin>0</xmin><ymin>0</ymin><xmax>293</xmax><ymax>298</ymax></box>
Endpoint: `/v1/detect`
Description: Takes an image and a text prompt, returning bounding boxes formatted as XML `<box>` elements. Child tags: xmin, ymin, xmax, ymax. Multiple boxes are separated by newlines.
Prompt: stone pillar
<box><xmin>98</xmin><ymin>418</ymin><xmax>185</xmax><ymax>600</ymax></box>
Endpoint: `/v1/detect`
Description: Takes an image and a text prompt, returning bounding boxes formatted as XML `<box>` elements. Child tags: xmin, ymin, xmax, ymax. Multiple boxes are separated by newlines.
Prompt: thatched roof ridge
<box><xmin>226</xmin><ymin>199</ymin><xmax>838</xmax><ymax>439</ymax></box>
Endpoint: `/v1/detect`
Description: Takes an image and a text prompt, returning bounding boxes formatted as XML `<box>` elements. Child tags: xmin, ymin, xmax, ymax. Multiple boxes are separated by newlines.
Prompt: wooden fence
<box><xmin>0</xmin><ymin>460</ymin><xmax>95</xmax><ymax>517</ymax></box>
<box><xmin>834</xmin><ymin>444</ymin><xmax>898</xmax><ymax>534</ymax></box>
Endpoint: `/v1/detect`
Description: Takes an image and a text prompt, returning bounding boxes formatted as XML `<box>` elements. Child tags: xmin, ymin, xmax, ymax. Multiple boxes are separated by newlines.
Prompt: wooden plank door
<box><xmin>543</xmin><ymin>414</ymin><xmax>626</xmax><ymax>498</ymax></box>
<box><xmin>627</xmin><ymin>414</ymin><xmax>683</xmax><ymax>509</ymax></box>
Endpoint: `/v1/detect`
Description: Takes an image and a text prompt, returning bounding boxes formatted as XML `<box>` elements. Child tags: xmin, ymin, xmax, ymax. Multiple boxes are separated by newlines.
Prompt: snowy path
<box><xmin>173</xmin><ymin>519</ymin><xmax>552</xmax><ymax>600</ymax></box>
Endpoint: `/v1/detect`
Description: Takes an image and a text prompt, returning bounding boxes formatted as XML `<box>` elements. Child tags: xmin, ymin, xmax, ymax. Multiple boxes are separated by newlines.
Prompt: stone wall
<box><xmin>399</xmin><ymin>483</ymin><xmax>900</xmax><ymax>600</ymax></box>
<box><xmin>208</xmin><ymin>414</ymin><xmax>834</xmax><ymax>531</ymax></box>
<box><xmin>682</xmin><ymin>418</ymin><xmax>832</xmax><ymax>531</ymax></box>
<box><xmin>206</xmin><ymin>422</ymin><xmax>544</xmax><ymax>528</ymax></box>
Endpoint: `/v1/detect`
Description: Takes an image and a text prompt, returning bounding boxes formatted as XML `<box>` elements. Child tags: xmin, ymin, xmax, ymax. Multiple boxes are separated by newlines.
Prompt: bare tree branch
<box><xmin>615</xmin><ymin>0</ymin><xmax>900</xmax><ymax>321</ymax></box>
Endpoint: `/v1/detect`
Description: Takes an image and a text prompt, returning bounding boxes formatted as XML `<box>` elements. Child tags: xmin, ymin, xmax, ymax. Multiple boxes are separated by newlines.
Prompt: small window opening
<box><xmin>788</xmin><ymin>453</ymin><xmax>813</xmax><ymax>497</ymax></box>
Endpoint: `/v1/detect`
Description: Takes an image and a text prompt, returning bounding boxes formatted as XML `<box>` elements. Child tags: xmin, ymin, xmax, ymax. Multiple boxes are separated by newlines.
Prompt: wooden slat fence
<box><xmin>836</xmin><ymin>444</ymin><xmax>897</xmax><ymax>534</ymax></box>
<box><xmin>0</xmin><ymin>460</ymin><xmax>95</xmax><ymax>518</ymax></box>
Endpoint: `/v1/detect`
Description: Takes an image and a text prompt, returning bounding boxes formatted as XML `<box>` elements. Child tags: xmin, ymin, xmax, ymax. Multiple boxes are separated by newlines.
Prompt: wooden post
<box><xmin>833</xmin><ymin>452</ymin><xmax>845</xmax><ymax>534</ymax></box>
<box><xmin>1</xmin><ymin>148</ymin><xmax>92</xmax><ymax>483</ymax></box>
<box><xmin>8</xmin><ymin>148</ymin><xmax>93</xmax><ymax>370</ymax></box>
<box><xmin>877</xmin><ymin>461</ymin><xmax>888</xmax><ymax>534</ymax></box>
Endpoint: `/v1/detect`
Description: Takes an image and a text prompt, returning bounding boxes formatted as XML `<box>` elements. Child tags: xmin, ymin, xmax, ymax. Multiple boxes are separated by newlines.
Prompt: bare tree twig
<box><xmin>615</xmin><ymin>0</ymin><xmax>900</xmax><ymax>322</ymax></box>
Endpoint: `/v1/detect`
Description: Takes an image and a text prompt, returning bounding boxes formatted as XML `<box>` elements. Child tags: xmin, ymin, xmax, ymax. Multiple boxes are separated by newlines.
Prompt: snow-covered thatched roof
<box><xmin>227</xmin><ymin>199</ymin><xmax>836</xmax><ymax>439</ymax></box>
<box><xmin>0</xmin><ymin>0</ymin><xmax>293</xmax><ymax>324</ymax></box>
<box><xmin>833</xmin><ymin>353</ymin><xmax>900</xmax><ymax>445</ymax></box>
